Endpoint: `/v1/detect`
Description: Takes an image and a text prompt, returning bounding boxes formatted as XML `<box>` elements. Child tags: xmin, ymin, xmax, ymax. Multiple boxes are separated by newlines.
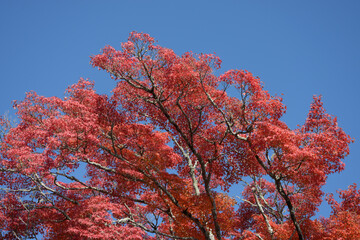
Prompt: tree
<box><xmin>0</xmin><ymin>32</ymin><xmax>355</xmax><ymax>240</ymax></box>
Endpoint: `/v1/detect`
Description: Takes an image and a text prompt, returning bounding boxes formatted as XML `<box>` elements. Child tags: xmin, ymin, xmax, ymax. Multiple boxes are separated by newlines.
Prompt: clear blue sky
<box><xmin>1</xmin><ymin>0</ymin><xmax>359</xmax><ymax>217</ymax></box>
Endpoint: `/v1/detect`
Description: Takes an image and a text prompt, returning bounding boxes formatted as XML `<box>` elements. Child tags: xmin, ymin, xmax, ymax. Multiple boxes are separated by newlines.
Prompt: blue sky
<box><xmin>1</xmin><ymin>0</ymin><xmax>359</xmax><ymax>217</ymax></box>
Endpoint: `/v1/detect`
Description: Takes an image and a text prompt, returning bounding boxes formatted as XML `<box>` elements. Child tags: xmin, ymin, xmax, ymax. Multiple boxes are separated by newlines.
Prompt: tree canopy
<box><xmin>0</xmin><ymin>32</ymin><xmax>357</xmax><ymax>240</ymax></box>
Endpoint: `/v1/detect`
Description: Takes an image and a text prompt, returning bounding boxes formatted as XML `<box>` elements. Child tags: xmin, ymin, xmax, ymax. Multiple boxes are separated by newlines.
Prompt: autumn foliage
<box><xmin>0</xmin><ymin>32</ymin><xmax>356</xmax><ymax>239</ymax></box>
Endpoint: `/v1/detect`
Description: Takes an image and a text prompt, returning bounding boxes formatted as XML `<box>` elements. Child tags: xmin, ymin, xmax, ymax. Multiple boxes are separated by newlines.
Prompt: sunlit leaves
<box><xmin>0</xmin><ymin>32</ymin><xmax>355</xmax><ymax>240</ymax></box>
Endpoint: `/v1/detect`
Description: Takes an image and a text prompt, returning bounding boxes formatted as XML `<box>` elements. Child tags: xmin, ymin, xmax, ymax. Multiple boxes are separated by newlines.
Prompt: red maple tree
<box><xmin>0</xmin><ymin>32</ymin><xmax>355</xmax><ymax>240</ymax></box>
